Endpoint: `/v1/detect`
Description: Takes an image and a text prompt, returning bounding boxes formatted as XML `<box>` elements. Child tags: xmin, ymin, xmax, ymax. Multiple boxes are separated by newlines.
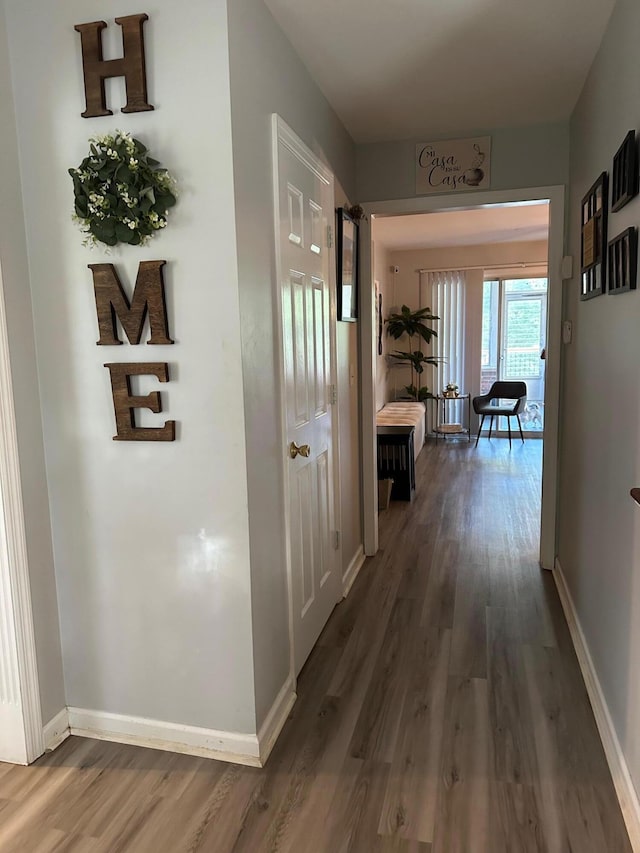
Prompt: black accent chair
<box><xmin>473</xmin><ymin>381</ymin><xmax>527</xmax><ymax>448</ymax></box>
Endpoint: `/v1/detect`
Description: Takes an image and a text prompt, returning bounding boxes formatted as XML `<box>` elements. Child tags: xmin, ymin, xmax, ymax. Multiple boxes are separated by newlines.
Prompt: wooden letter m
<box><xmin>90</xmin><ymin>261</ymin><xmax>174</xmax><ymax>346</ymax></box>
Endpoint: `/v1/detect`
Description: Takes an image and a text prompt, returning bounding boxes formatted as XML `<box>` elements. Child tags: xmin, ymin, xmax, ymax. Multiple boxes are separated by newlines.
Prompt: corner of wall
<box><xmin>0</xmin><ymin>0</ymin><xmax>65</xmax><ymax>727</ymax></box>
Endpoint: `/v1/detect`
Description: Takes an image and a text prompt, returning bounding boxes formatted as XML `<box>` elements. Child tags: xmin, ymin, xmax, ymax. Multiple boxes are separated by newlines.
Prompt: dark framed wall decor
<box><xmin>611</xmin><ymin>130</ymin><xmax>638</xmax><ymax>212</ymax></box>
<box><xmin>336</xmin><ymin>208</ymin><xmax>358</xmax><ymax>321</ymax></box>
<box><xmin>580</xmin><ymin>172</ymin><xmax>608</xmax><ymax>300</ymax></box>
<box><xmin>608</xmin><ymin>227</ymin><xmax>637</xmax><ymax>295</ymax></box>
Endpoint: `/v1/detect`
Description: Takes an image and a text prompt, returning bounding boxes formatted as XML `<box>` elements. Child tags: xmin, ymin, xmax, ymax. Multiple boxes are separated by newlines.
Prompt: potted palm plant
<box><xmin>386</xmin><ymin>304</ymin><xmax>439</xmax><ymax>401</ymax></box>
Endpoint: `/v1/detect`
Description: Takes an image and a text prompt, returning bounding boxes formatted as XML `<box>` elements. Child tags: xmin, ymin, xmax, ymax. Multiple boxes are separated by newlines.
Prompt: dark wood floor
<box><xmin>0</xmin><ymin>439</ymin><xmax>632</xmax><ymax>852</ymax></box>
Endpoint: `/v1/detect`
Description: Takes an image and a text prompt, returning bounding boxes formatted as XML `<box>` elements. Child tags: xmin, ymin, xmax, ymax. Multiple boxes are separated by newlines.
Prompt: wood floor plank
<box><xmin>0</xmin><ymin>439</ymin><xmax>631</xmax><ymax>853</ymax></box>
<box><xmin>488</xmin><ymin>781</ymin><xmax>547</xmax><ymax>853</ymax></box>
<box><xmin>349</xmin><ymin>597</ymin><xmax>415</xmax><ymax>761</ymax></box>
<box><xmin>449</xmin><ymin>558</ymin><xmax>488</xmax><ymax>678</ymax></box>
<box><xmin>486</xmin><ymin>606</ymin><xmax>538</xmax><ymax>785</ymax></box>
<box><xmin>378</xmin><ymin>629</ymin><xmax>451</xmax><ymax>844</ymax></box>
<box><xmin>375</xmin><ymin>839</ymin><xmax>432</xmax><ymax>853</ymax></box>
<box><xmin>432</xmin><ymin>676</ymin><xmax>491</xmax><ymax>853</ymax></box>
<box><xmin>323</xmin><ymin>758</ymin><xmax>390</xmax><ymax>853</ymax></box>
<box><xmin>419</xmin><ymin>536</ymin><xmax>458</xmax><ymax>630</ymax></box>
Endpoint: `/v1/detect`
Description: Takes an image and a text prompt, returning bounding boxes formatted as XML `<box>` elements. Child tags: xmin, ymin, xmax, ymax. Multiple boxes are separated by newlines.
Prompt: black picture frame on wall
<box><xmin>580</xmin><ymin>171</ymin><xmax>608</xmax><ymax>300</ymax></box>
<box><xmin>612</xmin><ymin>130</ymin><xmax>638</xmax><ymax>212</ymax></box>
<box><xmin>608</xmin><ymin>227</ymin><xmax>637</xmax><ymax>295</ymax></box>
<box><xmin>336</xmin><ymin>208</ymin><xmax>358</xmax><ymax>322</ymax></box>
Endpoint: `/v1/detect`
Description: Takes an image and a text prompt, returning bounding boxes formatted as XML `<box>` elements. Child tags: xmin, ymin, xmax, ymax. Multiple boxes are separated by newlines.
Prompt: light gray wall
<box><xmin>4</xmin><ymin>0</ymin><xmax>256</xmax><ymax>733</ymax></box>
<box><xmin>357</xmin><ymin>123</ymin><xmax>570</xmax><ymax>202</ymax></box>
<box><xmin>559</xmin><ymin>0</ymin><xmax>640</xmax><ymax>793</ymax></box>
<box><xmin>226</xmin><ymin>0</ymin><xmax>358</xmax><ymax>727</ymax></box>
<box><xmin>0</xmin><ymin>4</ymin><xmax>65</xmax><ymax>725</ymax></box>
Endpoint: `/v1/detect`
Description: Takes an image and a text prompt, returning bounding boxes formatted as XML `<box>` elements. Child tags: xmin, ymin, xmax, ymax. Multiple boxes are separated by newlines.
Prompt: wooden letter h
<box><xmin>74</xmin><ymin>13</ymin><xmax>154</xmax><ymax>118</ymax></box>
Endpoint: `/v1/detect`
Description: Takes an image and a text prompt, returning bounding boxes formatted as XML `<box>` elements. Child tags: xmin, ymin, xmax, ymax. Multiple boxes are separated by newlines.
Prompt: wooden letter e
<box><xmin>104</xmin><ymin>362</ymin><xmax>175</xmax><ymax>441</ymax></box>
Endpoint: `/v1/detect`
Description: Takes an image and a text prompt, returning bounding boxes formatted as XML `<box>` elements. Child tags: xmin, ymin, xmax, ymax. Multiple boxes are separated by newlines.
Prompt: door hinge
<box><xmin>329</xmin><ymin>383</ymin><xmax>337</xmax><ymax>405</ymax></box>
<box><xmin>333</xmin><ymin>530</ymin><xmax>340</xmax><ymax>550</ymax></box>
<box><xmin>327</xmin><ymin>225</ymin><xmax>334</xmax><ymax>248</ymax></box>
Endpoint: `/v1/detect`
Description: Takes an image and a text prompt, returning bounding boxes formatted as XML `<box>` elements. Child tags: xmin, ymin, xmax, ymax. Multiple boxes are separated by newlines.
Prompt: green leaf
<box><xmin>90</xmin><ymin>221</ymin><xmax>117</xmax><ymax>247</ymax></box>
<box><xmin>115</xmin><ymin>221</ymin><xmax>132</xmax><ymax>243</ymax></box>
<box><xmin>155</xmin><ymin>193</ymin><xmax>175</xmax><ymax>211</ymax></box>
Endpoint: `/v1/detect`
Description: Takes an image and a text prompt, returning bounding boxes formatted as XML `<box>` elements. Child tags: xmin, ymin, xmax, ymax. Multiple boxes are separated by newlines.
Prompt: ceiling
<box><xmin>264</xmin><ymin>0</ymin><xmax>615</xmax><ymax>143</ymax></box>
<box><xmin>373</xmin><ymin>202</ymin><xmax>549</xmax><ymax>250</ymax></box>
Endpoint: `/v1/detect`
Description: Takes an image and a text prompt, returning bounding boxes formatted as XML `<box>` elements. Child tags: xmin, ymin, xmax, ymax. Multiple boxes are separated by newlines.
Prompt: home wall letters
<box><xmin>74</xmin><ymin>13</ymin><xmax>153</xmax><ymax>118</ymax></box>
<box><xmin>76</xmin><ymin>13</ymin><xmax>176</xmax><ymax>441</ymax></box>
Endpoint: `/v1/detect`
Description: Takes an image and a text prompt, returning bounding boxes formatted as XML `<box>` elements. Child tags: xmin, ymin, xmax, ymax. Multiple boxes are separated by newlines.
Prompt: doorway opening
<box><xmin>359</xmin><ymin>186</ymin><xmax>564</xmax><ymax>570</ymax></box>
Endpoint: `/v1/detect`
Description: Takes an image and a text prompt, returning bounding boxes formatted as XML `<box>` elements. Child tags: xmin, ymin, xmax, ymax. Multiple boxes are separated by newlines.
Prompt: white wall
<box><xmin>357</xmin><ymin>122</ymin><xmax>570</xmax><ymax>203</ymax></box>
<box><xmin>0</xmin><ymin>4</ymin><xmax>65</xmax><ymax>725</ymax></box>
<box><xmin>559</xmin><ymin>0</ymin><xmax>640</xmax><ymax>796</ymax></box>
<box><xmin>4</xmin><ymin>0</ymin><xmax>256</xmax><ymax>734</ymax></box>
<box><xmin>226</xmin><ymin>0</ymin><xmax>359</xmax><ymax>726</ymax></box>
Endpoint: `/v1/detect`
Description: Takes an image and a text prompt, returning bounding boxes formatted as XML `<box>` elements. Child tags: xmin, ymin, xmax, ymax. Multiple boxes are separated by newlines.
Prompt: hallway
<box><xmin>0</xmin><ymin>440</ymin><xmax>631</xmax><ymax>852</ymax></box>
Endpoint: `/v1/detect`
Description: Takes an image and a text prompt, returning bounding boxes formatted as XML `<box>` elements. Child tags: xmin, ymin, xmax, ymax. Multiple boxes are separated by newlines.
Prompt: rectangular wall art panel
<box><xmin>608</xmin><ymin>227</ymin><xmax>637</xmax><ymax>295</ymax></box>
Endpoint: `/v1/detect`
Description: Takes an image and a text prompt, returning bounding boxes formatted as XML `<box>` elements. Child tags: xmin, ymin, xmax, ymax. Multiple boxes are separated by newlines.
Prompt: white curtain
<box><xmin>421</xmin><ymin>270</ymin><xmax>468</xmax><ymax>426</ymax></box>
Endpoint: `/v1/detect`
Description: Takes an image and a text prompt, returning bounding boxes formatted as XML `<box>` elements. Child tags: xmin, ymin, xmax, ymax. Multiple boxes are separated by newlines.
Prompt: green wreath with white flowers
<box><xmin>69</xmin><ymin>131</ymin><xmax>177</xmax><ymax>248</ymax></box>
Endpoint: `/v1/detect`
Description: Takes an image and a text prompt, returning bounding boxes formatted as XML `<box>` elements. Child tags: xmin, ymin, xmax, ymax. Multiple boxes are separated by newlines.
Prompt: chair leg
<box><xmin>517</xmin><ymin>414</ymin><xmax>525</xmax><ymax>443</ymax></box>
<box><xmin>475</xmin><ymin>414</ymin><xmax>485</xmax><ymax>447</ymax></box>
<box><xmin>507</xmin><ymin>417</ymin><xmax>512</xmax><ymax>448</ymax></box>
<box><xmin>488</xmin><ymin>415</ymin><xmax>494</xmax><ymax>440</ymax></box>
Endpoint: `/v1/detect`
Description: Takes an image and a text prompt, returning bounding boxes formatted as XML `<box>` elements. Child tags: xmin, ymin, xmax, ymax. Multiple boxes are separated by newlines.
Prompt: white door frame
<box><xmin>271</xmin><ymin>115</ymin><xmax>343</xmax><ymax>685</ymax></box>
<box><xmin>0</xmin><ymin>261</ymin><xmax>43</xmax><ymax>764</ymax></box>
<box><xmin>359</xmin><ymin>185</ymin><xmax>565</xmax><ymax>570</ymax></box>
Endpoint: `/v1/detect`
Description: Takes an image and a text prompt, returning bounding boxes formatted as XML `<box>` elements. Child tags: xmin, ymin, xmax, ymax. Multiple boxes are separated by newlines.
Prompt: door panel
<box><xmin>482</xmin><ymin>278</ymin><xmax>547</xmax><ymax>435</ymax></box>
<box><xmin>275</xmin><ymin>121</ymin><xmax>340</xmax><ymax>675</ymax></box>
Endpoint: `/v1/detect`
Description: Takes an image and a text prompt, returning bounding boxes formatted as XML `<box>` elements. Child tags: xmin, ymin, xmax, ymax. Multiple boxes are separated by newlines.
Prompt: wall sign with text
<box><xmin>415</xmin><ymin>136</ymin><xmax>491</xmax><ymax>195</ymax></box>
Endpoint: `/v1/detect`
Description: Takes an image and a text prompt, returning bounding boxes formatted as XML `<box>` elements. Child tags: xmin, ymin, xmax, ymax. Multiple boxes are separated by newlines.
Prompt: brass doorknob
<box><xmin>289</xmin><ymin>441</ymin><xmax>311</xmax><ymax>459</ymax></box>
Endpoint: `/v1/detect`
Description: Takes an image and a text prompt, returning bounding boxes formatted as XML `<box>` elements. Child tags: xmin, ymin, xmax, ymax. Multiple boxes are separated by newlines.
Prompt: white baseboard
<box><xmin>67</xmin><ymin>707</ymin><xmax>262</xmax><ymax>767</ymax></box>
<box><xmin>42</xmin><ymin>680</ymin><xmax>297</xmax><ymax>769</ymax></box>
<box><xmin>43</xmin><ymin>707</ymin><xmax>70</xmax><ymax>752</ymax></box>
<box><xmin>257</xmin><ymin>674</ymin><xmax>296</xmax><ymax>764</ymax></box>
<box><xmin>343</xmin><ymin>545</ymin><xmax>366</xmax><ymax>598</ymax></box>
<box><xmin>553</xmin><ymin>559</ymin><xmax>640</xmax><ymax>851</ymax></box>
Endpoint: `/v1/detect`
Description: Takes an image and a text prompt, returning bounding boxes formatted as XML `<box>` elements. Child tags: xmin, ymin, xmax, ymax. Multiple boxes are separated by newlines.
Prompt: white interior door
<box><xmin>273</xmin><ymin>117</ymin><xmax>341</xmax><ymax>675</ymax></box>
